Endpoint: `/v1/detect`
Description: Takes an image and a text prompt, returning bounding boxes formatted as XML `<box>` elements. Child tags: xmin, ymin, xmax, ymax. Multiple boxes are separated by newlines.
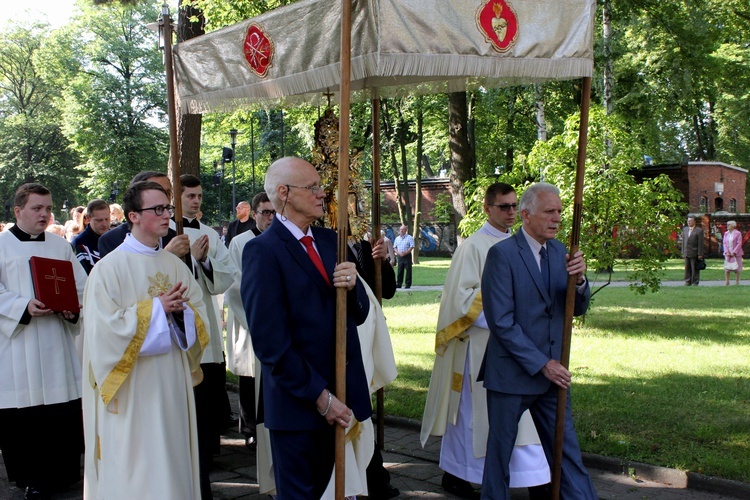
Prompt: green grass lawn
<box><xmin>381</xmin><ymin>286</ymin><xmax>750</xmax><ymax>483</ymax></box>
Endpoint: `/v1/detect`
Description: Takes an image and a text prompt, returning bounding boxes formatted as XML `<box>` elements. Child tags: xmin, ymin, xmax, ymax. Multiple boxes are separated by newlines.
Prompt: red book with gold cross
<box><xmin>29</xmin><ymin>256</ymin><xmax>80</xmax><ymax>314</ymax></box>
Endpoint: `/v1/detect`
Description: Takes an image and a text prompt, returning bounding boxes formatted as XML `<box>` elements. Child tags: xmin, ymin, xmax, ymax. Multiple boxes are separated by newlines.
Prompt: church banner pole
<box><xmin>335</xmin><ymin>0</ymin><xmax>353</xmax><ymax>498</ymax></box>
<box><xmin>160</xmin><ymin>3</ymin><xmax>183</xmax><ymax>238</ymax></box>
<box><xmin>371</xmin><ymin>97</ymin><xmax>385</xmax><ymax>449</ymax></box>
<box><xmin>551</xmin><ymin>75</ymin><xmax>591</xmax><ymax>500</ymax></box>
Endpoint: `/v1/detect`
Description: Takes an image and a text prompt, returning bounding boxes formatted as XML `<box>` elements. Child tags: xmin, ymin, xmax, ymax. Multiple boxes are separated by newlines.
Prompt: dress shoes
<box><xmin>368</xmin><ymin>482</ymin><xmax>400</xmax><ymax>499</ymax></box>
<box><xmin>245</xmin><ymin>435</ymin><xmax>256</xmax><ymax>449</ymax></box>
<box><xmin>441</xmin><ymin>472</ymin><xmax>480</xmax><ymax>499</ymax></box>
<box><xmin>24</xmin><ymin>486</ymin><xmax>47</xmax><ymax>500</ymax></box>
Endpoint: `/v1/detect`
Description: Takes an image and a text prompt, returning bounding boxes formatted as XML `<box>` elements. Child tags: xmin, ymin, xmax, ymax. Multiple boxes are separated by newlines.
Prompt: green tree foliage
<box><xmin>0</xmin><ymin>21</ymin><xmax>82</xmax><ymax>213</ymax></box>
<box><xmin>47</xmin><ymin>1</ymin><xmax>169</xmax><ymax>199</ymax></box>
<box><xmin>528</xmin><ymin>107</ymin><xmax>686</xmax><ymax>293</ymax></box>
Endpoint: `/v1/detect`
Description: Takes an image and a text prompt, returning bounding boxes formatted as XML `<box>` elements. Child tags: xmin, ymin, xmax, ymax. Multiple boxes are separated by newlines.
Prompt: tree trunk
<box><xmin>397</xmin><ymin>101</ymin><xmax>412</xmax><ymax>230</ymax></box>
<box><xmin>467</xmin><ymin>92</ymin><xmax>477</xmax><ymax>179</ymax></box>
<box><xmin>448</xmin><ymin>91</ymin><xmax>471</xmax><ymax>243</ymax></box>
<box><xmin>174</xmin><ymin>1</ymin><xmax>205</xmax><ymax>179</ymax></box>
<box><xmin>602</xmin><ymin>0</ymin><xmax>614</xmax><ymax>115</ymax></box>
<box><xmin>534</xmin><ymin>84</ymin><xmax>548</xmax><ymax>142</ymax></box>
<box><xmin>381</xmin><ymin>100</ymin><xmax>405</xmax><ymax>225</ymax></box>
<box><xmin>412</xmin><ymin>98</ymin><xmax>423</xmax><ymax>264</ymax></box>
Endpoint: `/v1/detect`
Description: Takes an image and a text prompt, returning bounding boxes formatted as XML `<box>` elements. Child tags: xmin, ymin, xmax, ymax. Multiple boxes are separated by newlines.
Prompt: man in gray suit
<box><xmin>479</xmin><ymin>182</ymin><xmax>596</xmax><ymax>499</ymax></box>
<box><xmin>682</xmin><ymin>215</ymin><xmax>704</xmax><ymax>286</ymax></box>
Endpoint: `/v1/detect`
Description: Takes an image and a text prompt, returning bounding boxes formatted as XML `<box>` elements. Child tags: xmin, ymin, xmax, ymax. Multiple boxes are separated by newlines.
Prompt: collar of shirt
<box><xmin>9</xmin><ymin>224</ymin><xmax>45</xmax><ymax>242</ymax></box>
<box><xmin>120</xmin><ymin>233</ymin><xmax>160</xmax><ymax>256</ymax></box>
<box><xmin>275</xmin><ymin>213</ymin><xmax>316</xmax><ymax>251</ymax></box>
<box><xmin>477</xmin><ymin>221</ymin><xmax>511</xmax><ymax>240</ymax></box>
<box><xmin>521</xmin><ymin>226</ymin><xmax>546</xmax><ymax>271</ymax></box>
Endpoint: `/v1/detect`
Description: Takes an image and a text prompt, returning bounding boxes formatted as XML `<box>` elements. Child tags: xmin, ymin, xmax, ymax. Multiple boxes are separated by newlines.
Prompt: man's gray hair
<box><xmin>519</xmin><ymin>182</ymin><xmax>560</xmax><ymax>214</ymax></box>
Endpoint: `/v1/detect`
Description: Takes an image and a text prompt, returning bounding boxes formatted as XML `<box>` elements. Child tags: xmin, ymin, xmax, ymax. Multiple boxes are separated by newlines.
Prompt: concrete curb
<box><xmin>380</xmin><ymin>413</ymin><xmax>750</xmax><ymax>499</ymax></box>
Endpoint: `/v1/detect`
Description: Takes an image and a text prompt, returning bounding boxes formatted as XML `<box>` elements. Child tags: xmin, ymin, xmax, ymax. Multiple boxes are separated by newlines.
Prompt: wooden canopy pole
<box><xmin>161</xmin><ymin>4</ymin><xmax>183</xmax><ymax>237</ymax></box>
<box><xmin>371</xmin><ymin>97</ymin><xmax>385</xmax><ymax>449</ymax></box>
<box><xmin>335</xmin><ymin>1</ymin><xmax>352</xmax><ymax>498</ymax></box>
<box><xmin>551</xmin><ymin>76</ymin><xmax>592</xmax><ymax>500</ymax></box>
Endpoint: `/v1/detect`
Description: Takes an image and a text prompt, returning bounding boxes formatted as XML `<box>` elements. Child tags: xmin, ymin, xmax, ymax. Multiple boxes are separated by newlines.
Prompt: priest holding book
<box><xmin>0</xmin><ymin>183</ymin><xmax>88</xmax><ymax>499</ymax></box>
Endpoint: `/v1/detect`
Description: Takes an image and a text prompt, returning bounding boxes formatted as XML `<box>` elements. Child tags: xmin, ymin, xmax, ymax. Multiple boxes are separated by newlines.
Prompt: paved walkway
<box><xmin>399</xmin><ymin>279</ymin><xmax>749</xmax><ymax>292</ymax></box>
<box><xmin>3</xmin><ymin>390</ymin><xmax>749</xmax><ymax>499</ymax></box>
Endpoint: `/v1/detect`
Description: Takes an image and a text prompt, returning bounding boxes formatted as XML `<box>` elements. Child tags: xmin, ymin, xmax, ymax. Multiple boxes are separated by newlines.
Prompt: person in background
<box><xmin>381</xmin><ymin>229</ymin><xmax>396</xmax><ymax>267</ymax></box>
<box><xmin>225</xmin><ymin>200</ymin><xmax>255</xmax><ymax>248</ymax></box>
<box><xmin>682</xmin><ymin>215</ymin><xmax>704</xmax><ymax>286</ymax></box>
<box><xmin>393</xmin><ymin>225</ymin><xmax>414</xmax><ymax>288</ymax></box>
<box><xmin>64</xmin><ymin>206</ymin><xmax>86</xmax><ymax>242</ymax></box>
<box><xmin>723</xmin><ymin>220</ymin><xmax>743</xmax><ymax>286</ymax></box>
<box><xmin>109</xmin><ymin>203</ymin><xmax>124</xmax><ymax>227</ymax></box>
<box><xmin>73</xmin><ymin>199</ymin><xmax>111</xmax><ymax>275</ymax></box>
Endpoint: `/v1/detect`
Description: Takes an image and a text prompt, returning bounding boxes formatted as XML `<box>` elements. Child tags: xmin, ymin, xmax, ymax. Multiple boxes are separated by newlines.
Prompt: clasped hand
<box><xmin>333</xmin><ymin>262</ymin><xmax>357</xmax><ymax>290</ymax></box>
<box><xmin>158</xmin><ymin>282</ymin><xmax>188</xmax><ymax>313</ymax></box>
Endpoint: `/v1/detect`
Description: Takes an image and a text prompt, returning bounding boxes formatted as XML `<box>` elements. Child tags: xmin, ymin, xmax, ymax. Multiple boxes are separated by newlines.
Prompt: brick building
<box><xmin>634</xmin><ymin>161</ymin><xmax>747</xmax><ymax>213</ymax></box>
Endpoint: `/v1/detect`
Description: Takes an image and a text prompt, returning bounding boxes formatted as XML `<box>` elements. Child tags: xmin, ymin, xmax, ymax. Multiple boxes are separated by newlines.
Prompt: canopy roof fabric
<box><xmin>173</xmin><ymin>0</ymin><xmax>595</xmax><ymax>113</ymax></box>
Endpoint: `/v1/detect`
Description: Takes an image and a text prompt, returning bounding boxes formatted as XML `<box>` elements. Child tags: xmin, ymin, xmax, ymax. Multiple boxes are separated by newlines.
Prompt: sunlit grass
<box><xmin>381</xmin><ymin>286</ymin><xmax>750</xmax><ymax>482</ymax></box>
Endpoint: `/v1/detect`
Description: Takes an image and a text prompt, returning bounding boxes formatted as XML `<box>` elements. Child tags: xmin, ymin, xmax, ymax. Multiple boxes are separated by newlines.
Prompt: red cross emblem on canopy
<box><xmin>244</xmin><ymin>24</ymin><xmax>274</xmax><ymax>78</ymax></box>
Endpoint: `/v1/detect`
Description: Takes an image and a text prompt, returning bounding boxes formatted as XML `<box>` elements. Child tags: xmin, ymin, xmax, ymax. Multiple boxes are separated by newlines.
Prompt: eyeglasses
<box><xmin>137</xmin><ymin>204</ymin><xmax>175</xmax><ymax>216</ymax></box>
<box><xmin>488</xmin><ymin>203</ymin><xmax>518</xmax><ymax>212</ymax></box>
<box><xmin>257</xmin><ymin>209</ymin><xmax>276</xmax><ymax>217</ymax></box>
<box><xmin>287</xmin><ymin>184</ymin><xmax>324</xmax><ymax>195</ymax></box>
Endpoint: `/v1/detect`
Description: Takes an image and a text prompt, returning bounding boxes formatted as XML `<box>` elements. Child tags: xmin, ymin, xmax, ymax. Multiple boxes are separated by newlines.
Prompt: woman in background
<box><xmin>722</xmin><ymin>220</ymin><xmax>743</xmax><ymax>285</ymax></box>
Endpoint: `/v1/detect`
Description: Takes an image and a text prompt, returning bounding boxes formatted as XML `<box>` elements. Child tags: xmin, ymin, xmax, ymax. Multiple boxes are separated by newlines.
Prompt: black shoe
<box><xmin>527</xmin><ymin>483</ymin><xmax>551</xmax><ymax>500</ymax></box>
<box><xmin>368</xmin><ymin>483</ymin><xmax>399</xmax><ymax>499</ymax></box>
<box><xmin>441</xmin><ymin>472</ymin><xmax>479</xmax><ymax>499</ymax></box>
<box><xmin>24</xmin><ymin>486</ymin><xmax>46</xmax><ymax>500</ymax></box>
<box><xmin>245</xmin><ymin>435</ymin><xmax>256</xmax><ymax>449</ymax></box>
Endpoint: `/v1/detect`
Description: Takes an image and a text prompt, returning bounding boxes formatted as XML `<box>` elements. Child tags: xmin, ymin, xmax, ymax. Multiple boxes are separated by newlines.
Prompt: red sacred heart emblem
<box><xmin>244</xmin><ymin>24</ymin><xmax>274</xmax><ymax>78</ymax></box>
<box><xmin>477</xmin><ymin>0</ymin><xmax>518</xmax><ymax>53</ymax></box>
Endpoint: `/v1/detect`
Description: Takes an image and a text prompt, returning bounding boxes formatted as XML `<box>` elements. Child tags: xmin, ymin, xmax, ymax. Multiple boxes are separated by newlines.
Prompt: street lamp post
<box><xmin>250</xmin><ymin>118</ymin><xmax>255</xmax><ymax>196</ymax></box>
<box><xmin>229</xmin><ymin>128</ymin><xmax>240</xmax><ymax>211</ymax></box>
<box><xmin>213</xmin><ymin>160</ymin><xmax>223</xmax><ymax>225</ymax></box>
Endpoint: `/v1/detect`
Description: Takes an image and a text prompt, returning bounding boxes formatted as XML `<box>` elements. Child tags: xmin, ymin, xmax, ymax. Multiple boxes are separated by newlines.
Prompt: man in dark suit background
<box><xmin>682</xmin><ymin>215</ymin><xmax>704</xmax><ymax>286</ymax></box>
<box><xmin>241</xmin><ymin>157</ymin><xmax>371</xmax><ymax>498</ymax></box>
<box><xmin>479</xmin><ymin>182</ymin><xmax>596</xmax><ymax>499</ymax></box>
<box><xmin>98</xmin><ymin>171</ymin><xmax>189</xmax><ymax>259</ymax></box>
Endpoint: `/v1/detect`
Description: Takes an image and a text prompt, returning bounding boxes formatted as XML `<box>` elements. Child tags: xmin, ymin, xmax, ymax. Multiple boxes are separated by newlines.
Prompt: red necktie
<box><xmin>300</xmin><ymin>236</ymin><xmax>331</xmax><ymax>286</ymax></box>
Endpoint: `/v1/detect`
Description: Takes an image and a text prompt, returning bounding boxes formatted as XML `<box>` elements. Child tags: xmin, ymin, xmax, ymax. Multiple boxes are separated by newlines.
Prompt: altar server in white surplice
<box><xmin>421</xmin><ymin>183</ymin><xmax>550</xmax><ymax>499</ymax></box>
<box><xmin>0</xmin><ymin>183</ymin><xmax>88</xmax><ymax>498</ymax></box>
<box><xmin>171</xmin><ymin>174</ymin><xmax>236</xmax><ymax>495</ymax></box>
<box><xmin>82</xmin><ymin>181</ymin><xmax>210</xmax><ymax>500</ymax></box>
<box><xmin>225</xmin><ymin>192</ymin><xmax>276</xmax><ymax>451</ymax></box>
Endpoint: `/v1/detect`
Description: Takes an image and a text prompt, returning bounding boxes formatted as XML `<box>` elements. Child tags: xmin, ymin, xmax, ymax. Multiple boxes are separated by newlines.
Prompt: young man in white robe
<box><xmin>0</xmin><ymin>183</ymin><xmax>88</xmax><ymax>499</ymax></box>
<box><xmin>82</xmin><ymin>181</ymin><xmax>210</xmax><ymax>500</ymax></box>
<box><xmin>421</xmin><ymin>183</ymin><xmax>550</xmax><ymax>499</ymax></box>
<box><xmin>172</xmin><ymin>174</ymin><xmax>236</xmax><ymax>498</ymax></box>
<box><xmin>224</xmin><ymin>192</ymin><xmax>275</xmax><ymax>450</ymax></box>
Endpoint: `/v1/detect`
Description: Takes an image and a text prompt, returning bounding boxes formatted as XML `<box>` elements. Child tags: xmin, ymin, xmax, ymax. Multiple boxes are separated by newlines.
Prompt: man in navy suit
<box><xmin>241</xmin><ymin>157</ymin><xmax>371</xmax><ymax>499</ymax></box>
<box><xmin>479</xmin><ymin>182</ymin><xmax>596</xmax><ymax>499</ymax></box>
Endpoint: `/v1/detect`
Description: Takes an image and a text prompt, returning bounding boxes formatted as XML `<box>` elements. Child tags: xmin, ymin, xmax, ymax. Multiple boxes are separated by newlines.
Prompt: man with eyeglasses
<box><xmin>421</xmin><ymin>183</ymin><xmax>549</xmax><ymax>499</ymax></box>
<box><xmin>98</xmin><ymin>171</ymin><xmax>190</xmax><ymax>260</ymax></box>
<box><xmin>241</xmin><ymin>157</ymin><xmax>370</xmax><ymax>498</ymax></box>
<box><xmin>224</xmin><ymin>192</ymin><xmax>274</xmax><ymax>452</ymax></box>
<box><xmin>174</xmin><ymin>174</ymin><xmax>236</xmax><ymax>499</ymax></box>
<box><xmin>224</xmin><ymin>200</ymin><xmax>255</xmax><ymax>248</ymax></box>
<box><xmin>82</xmin><ymin>180</ymin><xmax>209</xmax><ymax>499</ymax></box>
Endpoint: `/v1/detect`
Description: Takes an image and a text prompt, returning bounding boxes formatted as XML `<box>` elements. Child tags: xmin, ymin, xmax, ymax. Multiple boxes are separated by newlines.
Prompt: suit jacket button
<box><xmin>551</xmin><ymin>340</ymin><xmax>556</xmax><ymax>345</ymax></box>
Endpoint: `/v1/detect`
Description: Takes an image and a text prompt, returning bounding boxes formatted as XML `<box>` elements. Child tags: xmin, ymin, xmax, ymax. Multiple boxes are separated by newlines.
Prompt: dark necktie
<box><xmin>352</xmin><ymin>241</ymin><xmax>365</xmax><ymax>273</ymax></box>
<box><xmin>540</xmin><ymin>246</ymin><xmax>550</xmax><ymax>294</ymax></box>
<box><xmin>300</xmin><ymin>236</ymin><xmax>331</xmax><ymax>286</ymax></box>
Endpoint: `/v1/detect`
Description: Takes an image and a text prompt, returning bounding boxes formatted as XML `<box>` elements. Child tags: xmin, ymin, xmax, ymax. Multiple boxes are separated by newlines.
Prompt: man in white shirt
<box><xmin>393</xmin><ymin>225</ymin><xmax>415</xmax><ymax>288</ymax></box>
